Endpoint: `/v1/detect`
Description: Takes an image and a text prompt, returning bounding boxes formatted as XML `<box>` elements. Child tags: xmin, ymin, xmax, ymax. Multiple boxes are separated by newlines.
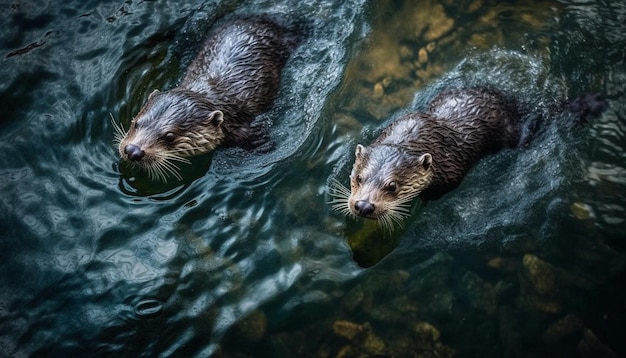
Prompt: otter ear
<box><xmin>148</xmin><ymin>89</ymin><xmax>160</xmax><ymax>100</ymax></box>
<box><xmin>418</xmin><ymin>153</ymin><xmax>432</xmax><ymax>170</ymax></box>
<box><xmin>209</xmin><ymin>110</ymin><xmax>224</xmax><ymax>127</ymax></box>
<box><xmin>355</xmin><ymin>144</ymin><xmax>366</xmax><ymax>157</ymax></box>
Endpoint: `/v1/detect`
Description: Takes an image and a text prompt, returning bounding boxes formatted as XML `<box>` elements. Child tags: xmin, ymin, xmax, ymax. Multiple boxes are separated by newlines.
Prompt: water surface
<box><xmin>0</xmin><ymin>0</ymin><xmax>624</xmax><ymax>357</ymax></box>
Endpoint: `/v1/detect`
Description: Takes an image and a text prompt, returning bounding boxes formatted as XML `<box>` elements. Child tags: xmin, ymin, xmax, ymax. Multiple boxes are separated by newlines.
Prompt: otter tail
<box><xmin>256</xmin><ymin>15</ymin><xmax>309</xmax><ymax>56</ymax></box>
<box><xmin>518</xmin><ymin>92</ymin><xmax>607</xmax><ymax>147</ymax></box>
<box><xmin>567</xmin><ymin>93</ymin><xmax>608</xmax><ymax>125</ymax></box>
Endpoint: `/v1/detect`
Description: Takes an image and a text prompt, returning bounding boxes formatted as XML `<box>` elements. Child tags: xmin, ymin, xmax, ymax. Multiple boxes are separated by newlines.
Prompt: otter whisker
<box><xmin>390</xmin><ymin>201</ymin><xmax>414</xmax><ymax>215</ymax></box>
<box><xmin>157</xmin><ymin>145</ymin><xmax>212</xmax><ymax>158</ymax></box>
<box><xmin>159</xmin><ymin>163</ymin><xmax>177</xmax><ymax>182</ymax></box>
<box><xmin>390</xmin><ymin>205</ymin><xmax>413</xmax><ymax>221</ymax></box>
<box><xmin>134</xmin><ymin>152</ymin><xmax>190</xmax><ymax>183</ymax></box>
<box><xmin>330</xmin><ymin>179</ymin><xmax>352</xmax><ymax>197</ymax></box>
<box><xmin>328</xmin><ymin>179</ymin><xmax>354</xmax><ymax>218</ymax></box>
<box><xmin>332</xmin><ymin>204</ymin><xmax>354</xmax><ymax>218</ymax></box>
<box><xmin>150</xmin><ymin>163</ymin><xmax>165</xmax><ymax>183</ymax></box>
<box><xmin>393</xmin><ymin>192</ymin><xmax>420</xmax><ymax>212</ymax></box>
<box><xmin>388</xmin><ymin>210</ymin><xmax>408</xmax><ymax>226</ymax></box>
<box><xmin>141</xmin><ymin>157</ymin><xmax>168</xmax><ymax>183</ymax></box>
<box><xmin>375</xmin><ymin>212</ymin><xmax>404</xmax><ymax>236</ymax></box>
<box><xmin>379</xmin><ymin>214</ymin><xmax>398</xmax><ymax>235</ymax></box>
<box><xmin>110</xmin><ymin>113</ymin><xmax>127</xmax><ymax>146</ymax></box>
<box><xmin>376</xmin><ymin>194</ymin><xmax>421</xmax><ymax>234</ymax></box>
<box><xmin>390</xmin><ymin>205</ymin><xmax>411</xmax><ymax>215</ymax></box>
<box><xmin>145</xmin><ymin>165</ymin><xmax>161</xmax><ymax>182</ymax></box>
<box><xmin>156</xmin><ymin>158</ymin><xmax>183</xmax><ymax>182</ymax></box>
<box><xmin>163</xmin><ymin>161</ymin><xmax>183</xmax><ymax>180</ymax></box>
<box><xmin>161</xmin><ymin>152</ymin><xmax>192</xmax><ymax>165</ymax></box>
<box><xmin>378</xmin><ymin>215</ymin><xmax>390</xmax><ymax>234</ymax></box>
<box><xmin>386</xmin><ymin>211</ymin><xmax>401</xmax><ymax>227</ymax></box>
<box><xmin>167</xmin><ymin>146</ymin><xmax>207</xmax><ymax>156</ymax></box>
<box><xmin>330</xmin><ymin>200</ymin><xmax>354</xmax><ymax>218</ymax></box>
<box><xmin>161</xmin><ymin>168</ymin><xmax>181</xmax><ymax>182</ymax></box>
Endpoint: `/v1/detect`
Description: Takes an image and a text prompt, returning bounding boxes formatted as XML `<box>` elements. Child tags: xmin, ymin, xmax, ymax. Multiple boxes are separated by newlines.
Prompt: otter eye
<box><xmin>163</xmin><ymin>132</ymin><xmax>175</xmax><ymax>143</ymax></box>
<box><xmin>385</xmin><ymin>181</ymin><xmax>397</xmax><ymax>192</ymax></box>
<box><xmin>355</xmin><ymin>175</ymin><xmax>362</xmax><ymax>184</ymax></box>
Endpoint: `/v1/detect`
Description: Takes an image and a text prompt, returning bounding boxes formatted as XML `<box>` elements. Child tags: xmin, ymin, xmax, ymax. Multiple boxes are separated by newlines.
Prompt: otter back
<box><xmin>181</xmin><ymin>19</ymin><xmax>294</xmax><ymax>116</ymax></box>
<box><xmin>375</xmin><ymin>88</ymin><xmax>520</xmax><ymax>200</ymax></box>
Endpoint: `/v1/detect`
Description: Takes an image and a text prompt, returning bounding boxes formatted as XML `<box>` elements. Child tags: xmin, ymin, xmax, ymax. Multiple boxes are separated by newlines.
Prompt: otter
<box><xmin>113</xmin><ymin>18</ymin><xmax>299</xmax><ymax>181</ymax></box>
<box><xmin>330</xmin><ymin>88</ymin><xmax>605</xmax><ymax>230</ymax></box>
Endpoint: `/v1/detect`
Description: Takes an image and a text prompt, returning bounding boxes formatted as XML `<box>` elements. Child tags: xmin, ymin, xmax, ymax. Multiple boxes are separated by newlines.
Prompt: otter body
<box><xmin>331</xmin><ymin>88</ymin><xmax>605</xmax><ymax>227</ymax></box>
<box><xmin>115</xmin><ymin>19</ymin><xmax>297</xmax><ymax>181</ymax></box>
<box><xmin>331</xmin><ymin>88</ymin><xmax>523</xmax><ymax>226</ymax></box>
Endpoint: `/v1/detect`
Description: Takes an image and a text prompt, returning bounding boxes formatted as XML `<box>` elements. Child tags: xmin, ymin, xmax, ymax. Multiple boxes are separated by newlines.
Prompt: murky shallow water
<box><xmin>0</xmin><ymin>0</ymin><xmax>624</xmax><ymax>357</ymax></box>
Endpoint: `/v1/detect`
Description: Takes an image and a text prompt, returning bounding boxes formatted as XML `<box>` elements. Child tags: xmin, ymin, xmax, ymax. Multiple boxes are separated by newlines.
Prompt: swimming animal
<box><xmin>330</xmin><ymin>88</ymin><xmax>605</xmax><ymax>230</ymax></box>
<box><xmin>114</xmin><ymin>18</ymin><xmax>298</xmax><ymax>181</ymax></box>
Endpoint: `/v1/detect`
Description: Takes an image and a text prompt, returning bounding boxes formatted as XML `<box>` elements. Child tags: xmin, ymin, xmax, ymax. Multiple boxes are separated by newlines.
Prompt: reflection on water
<box><xmin>0</xmin><ymin>0</ymin><xmax>625</xmax><ymax>357</ymax></box>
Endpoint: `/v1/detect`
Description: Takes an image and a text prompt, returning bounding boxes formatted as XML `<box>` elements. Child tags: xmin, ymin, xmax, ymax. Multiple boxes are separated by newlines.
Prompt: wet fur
<box><xmin>332</xmin><ymin>87</ymin><xmax>606</xmax><ymax>226</ymax></box>
<box><xmin>116</xmin><ymin>19</ymin><xmax>297</xmax><ymax>181</ymax></box>
<box><xmin>331</xmin><ymin>88</ymin><xmax>530</xmax><ymax>225</ymax></box>
<box><xmin>396</xmin><ymin>88</ymin><xmax>521</xmax><ymax>200</ymax></box>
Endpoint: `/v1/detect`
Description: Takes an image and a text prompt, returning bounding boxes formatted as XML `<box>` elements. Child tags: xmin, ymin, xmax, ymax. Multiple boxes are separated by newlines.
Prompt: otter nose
<box><xmin>124</xmin><ymin>144</ymin><xmax>145</xmax><ymax>161</ymax></box>
<box><xmin>354</xmin><ymin>200</ymin><xmax>375</xmax><ymax>216</ymax></box>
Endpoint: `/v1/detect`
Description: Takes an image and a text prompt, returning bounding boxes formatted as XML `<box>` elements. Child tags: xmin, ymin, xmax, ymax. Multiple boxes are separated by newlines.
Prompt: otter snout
<box><xmin>354</xmin><ymin>200</ymin><xmax>375</xmax><ymax>217</ymax></box>
<box><xmin>124</xmin><ymin>144</ymin><xmax>145</xmax><ymax>161</ymax></box>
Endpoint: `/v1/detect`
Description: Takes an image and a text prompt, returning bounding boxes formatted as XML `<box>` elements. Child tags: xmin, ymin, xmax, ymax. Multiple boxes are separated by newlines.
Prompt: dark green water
<box><xmin>0</xmin><ymin>0</ymin><xmax>624</xmax><ymax>357</ymax></box>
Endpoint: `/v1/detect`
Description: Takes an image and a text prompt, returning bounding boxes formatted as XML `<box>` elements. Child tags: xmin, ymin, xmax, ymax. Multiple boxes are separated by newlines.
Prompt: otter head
<box><xmin>344</xmin><ymin>143</ymin><xmax>433</xmax><ymax>227</ymax></box>
<box><xmin>116</xmin><ymin>89</ymin><xmax>225</xmax><ymax>181</ymax></box>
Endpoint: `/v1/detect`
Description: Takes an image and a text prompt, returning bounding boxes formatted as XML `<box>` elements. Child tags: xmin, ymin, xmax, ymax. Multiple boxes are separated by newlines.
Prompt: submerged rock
<box><xmin>523</xmin><ymin>254</ymin><xmax>556</xmax><ymax>295</ymax></box>
<box><xmin>578</xmin><ymin>328</ymin><xmax>618</xmax><ymax>358</ymax></box>
<box><xmin>543</xmin><ymin>314</ymin><xmax>584</xmax><ymax>344</ymax></box>
<box><xmin>331</xmin><ymin>320</ymin><xmax>455</xmax><ymax>358</ymax></box>
<box><xmin>571</xmin><ymin>202</ymin><xmax>595</xmax><ymax>220</ymax></box>
<box><xmin>521</xmin><ymin>254</ymin><xmax>561</xmax><ymax>313</ymax></box>
<box><xmin>332</xmin><ymin>320</ymin><xmax>387</xmax><ymax>356</ymax></box>
<box><xmin>414</xmin><ymin>321</ymin><xmax>441</xmax><ymax>343</ymax></box>
<box><xmin>412</xmin><ymin>1</ymin><xmax>455</xmax><ymax>42</ymax></box>
<box><xmin>487</xmin><ymin>256</ymin><xmax>517</xmax><ymax>272</ymax></box>
<box><xmin>459</xmin><ymin>271</ymin><xmax>498</xmax><ymax>316</ymax></box>
<box><xmin>413</xmin><ymin>321</ymin><xmax>456</xmax><ymax>358</ymax></box>
<box><xmin>342</xmin><ymin>284</ymin><xmax>365</xmax><ymax>312</ymax></box>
